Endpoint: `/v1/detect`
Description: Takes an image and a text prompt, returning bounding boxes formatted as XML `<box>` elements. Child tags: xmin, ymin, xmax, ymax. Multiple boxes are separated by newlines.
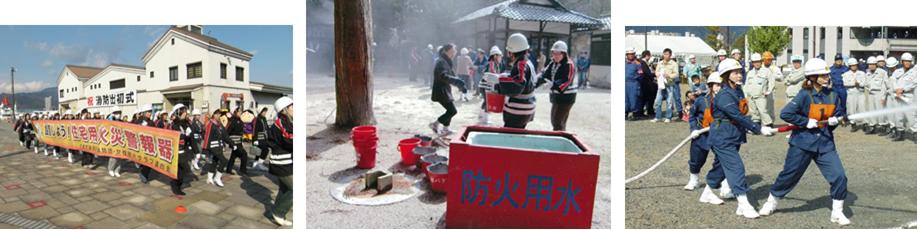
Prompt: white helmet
<box><xmin>112</xmin><ymin>105</ymin><xmax>122</xmax><ymax>113</ymax></box>
<box><xmin>427</xmin><ymin>44</ymin><xmax>433</xmax><ymax>50</ymax></box>
<box><xmin>877</xmin><ymin>55</ymin><xmax>886</xmax><ymax>62</ymax></box>
<box><xmin>866</xmin><ymin>57</ymin><xmax>877</xmax><ymax>65</ymax></box>
<box><xmin>903</xmin><ymin>53</ymin><xmax>914</xmax><ymax>61</ymax></box>
<box><xmin>140</xmin><ymin>104</ymin><xmax>153</xmax><ymax>113</ymax></box>
<box><xmin>887</xmin><ymin>57</ymin><xmax>899</xmax><ymax>67</ymax></box>
<box><xmin>505</xmin><ymin>33</ymin><xmax>530</xmax><ymax>53</ymax></box>
<box><xmin>91</xmin><ymin>109</ymin><xmax>99</xmax><ymax>114</ymax></box>
<box><xmin>489</xmin><ymin>46</ymin><xmax>503</xmax><ymax>56</ymax></box>
<box><xmin>192</xmin><ymin>109</ymin><xmax>201</xmax><ymax>116</ymax></box>
<box><xmin>274</xmin><ymin>96</ymin><xmax>293</xmax><ymax>113</ymax></box>
<box><xmin>791</xmin><ymin>55</ymin><xmax>804</xmax><ymax>63</ymax></box>
<box><xmin>750</xmin><ymin>53</ymin><xmax>762</xmax><ymax>62</ymax></box>
<box><xmin>460</xmin><ymin>48</ymin><xmax>468</xmax><ymax>55</ymax></box>
<box><xmin>172</xmin><ymin>103</ymin><xmax>186</xmax><ymax>115</ymax></box>
<box><xmin>688</xmin><ymin>54</ymin><xmax>695</xmax><ymax>59</ymax></box>
<box><xmin>717</xmin><ymin>49</ymin><xmax>727</xmax><ymax>56</ymax></box>
<box><xmin>625</xmin><ymin>47</ymin><xmax>636</xmax><ymax>54</ymax></box>
<box><xmin>64</xmin><ymin>109</ymin><xmax>73</xmax><ymax>116</ymax></box>
<box><xmin>706</xmin><ymin>72</ymin><xmax>722</xmax><ymax>84</ymax></box>
<box><xmin>550</xmin><ymin>41</ymin><xmax>568</xmax><ymax>53</ymax></box>
<box><xmin>731</xmin><ymin>49</ymin><xmax>741</xmax><ymax>55</ymax></box>
<box><xmin>805</xmin><ymin>58</ymin><xmax>831</xmax><ymax>76</ymax></box>
<box><xmin>850</xmin><ymin>58</ymin><xmax>862</xmax><ymax>66</ymax></box>
<box><xmin>718</xmin><ymin>58</ymin><xmax>743</xmax><ymax>75</ymax></box>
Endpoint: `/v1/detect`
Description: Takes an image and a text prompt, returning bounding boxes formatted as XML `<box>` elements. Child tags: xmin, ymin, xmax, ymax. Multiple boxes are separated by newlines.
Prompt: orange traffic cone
<box><xmin>174</xmin><ymin>206</ymin><xmax>187</xmax><ymax>213</ymax></box>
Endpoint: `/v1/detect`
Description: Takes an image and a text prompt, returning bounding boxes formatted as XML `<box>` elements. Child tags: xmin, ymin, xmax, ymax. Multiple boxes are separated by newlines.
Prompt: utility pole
<box><xmin>644</xmin><ymin>26</ymin><xmax>648</xmax><ymax>52</ymax></box>
<box><xmin>9</xmin><ymin>67</ymin><xmax>14</xmax><ymax>120</ymax></box>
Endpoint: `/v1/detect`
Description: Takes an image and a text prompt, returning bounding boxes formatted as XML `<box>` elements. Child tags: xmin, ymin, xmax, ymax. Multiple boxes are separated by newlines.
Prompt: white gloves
<box><xmin>483</xmin><ymin>73</ymin><xmax>501</xmax><ymax>83</ymax></box>
<box><xmin>142</xmin><ymin>121</ymin><xmax>148</xmax><ymax>126</ymax></box>
<box><xmin>806</xmin><ymin>118</ymin><xmax>818</xmax><ymax>129</ymax></box>
<box><xmin>760</xmin><ymin>127</ymin><xmax>773</xmax><ymax>136</ymax></box>
<box><xmin>233</xmin><ymin>145</ymin><xmax>237</xmax><ymax>151</ymax></box>
<box><xmin>184</xmin><ymin>127</ymin><xmax>192</xmax><ymax>136</ymax></box>
<box><xmin>689</xmin><ymin>130</ymin><xmax>700</xmax><ymax>139</ymax></box>
<box><xmin>828</xmin><ymin>117</ymin><xmax>839</xmax><ymax>126</ymax></box>
<box><xmin>253</xmin><ymin>141</ymin><xmax>259</xmax><ymax>146</ymax></box>
<box><xmin>541</xmin><ymin>81</ymin><xmax>554</xmax><ymax>90</ymax></box>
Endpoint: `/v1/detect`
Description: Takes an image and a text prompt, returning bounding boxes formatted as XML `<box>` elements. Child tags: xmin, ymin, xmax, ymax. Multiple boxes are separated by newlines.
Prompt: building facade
<box><xmin>57</xmin><ymin>25</ymin><xmax>291</xmax><ymax>116</ymax></box>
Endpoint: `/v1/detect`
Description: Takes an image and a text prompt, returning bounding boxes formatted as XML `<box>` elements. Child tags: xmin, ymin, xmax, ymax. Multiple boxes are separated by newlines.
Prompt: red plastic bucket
<box><xmin>420</xmin><ymin>154</ymin><xmax>448</xmax><ymax>175</ymax></box>
<box><xmin>486</xmin><ymin>93</ymin><xmax>506</xmax><ymax>113</ymax></box>
<box><xmin>352</xmin><ymin>126</ymin><xmax>377</xmax><ymax>136</ymax></box>
<box><xmin>355</xmin><ymin>147</ymin><xmax>377</xmax><ymax>169</ymax></box>
<box><xmin>412</xmin><ymin>146</ymin><xmax>437</xmax><ymax>168</ymax></box>
<box><xmin>427</xmin><ymin>162</ymin><xmax>448</xmax><ymax>193</ymax></box>
<box><xmin>351</xmin><ymin>135</ymin><xmax>379</xmax><ymax>148</ymax></box>
<box><xmin>413</xmin><ymin>135</ymin><xmax>433</xmax><ymax>147</ymax></box>
<box><xmin>397</xmin><ymin>138</ymin><xmax>421</xmax><ymax>165</ymax></box>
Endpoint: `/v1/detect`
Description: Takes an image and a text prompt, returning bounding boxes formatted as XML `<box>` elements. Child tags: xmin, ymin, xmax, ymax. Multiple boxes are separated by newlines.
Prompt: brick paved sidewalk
<box><xmin>0</xmin><ymin>123</ymin><xmax>293</xmax><ymax>229</ymax></box>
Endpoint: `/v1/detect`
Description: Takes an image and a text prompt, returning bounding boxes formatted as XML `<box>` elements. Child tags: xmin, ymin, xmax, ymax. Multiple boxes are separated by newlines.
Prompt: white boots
<box><xmin>699</xmin><ymin>185</ymin><xmax>724</xmax><ymax>205</ymax></box>
<box><xmin>44</xmin><ymin>149</ymin><xmax>48</xmax><ymax>156</ymax></box>
<box><xmin>758</xmin><ymin>193</ymin><xmax>779</xmax><ymax>216</ymax></box>
<box><xmin>683</xmin><ymin>174</ymin><xmax>699</xmax><ymax>190</ymax></box>
<box><xmin>477</xmin><ymin>110</ymin><xmax>492</xmax><ymax>125</ymax></box>
<box><xmin>735</xmin><ymin>194</ymin><xmax>760</xmax><ymax>218</ymax></box>
<box><xmin>53</xmin><ymin>149</ymin><xmax>59</xmax><ymax>160</ymax></box>
<box><xmin>191</xmin><ymin>155</ymin><xmax>201</xmax><ymax>170</ymax></box>
<box><xmin>207</xmin><ymin>172</ymin><xmax>225</xmax><ymax>187</ymax></box>
<box><xmin>33</xmin><ymin>147</ymin><xmax>37</xmax><ymax>153</ymax></box>
<box><xmin>831</xmin><ymin>199</ymin><xmax>851</xmax><ymax>226</ymax></box>
<box><xmin>253</xmin><ymin>159</ymin><xmax>269</xmax><ymax>171</ymax></box>
<box><xmin>67</xmin><ymin>152</ymin><xmax>73</xmax><ymax>163</ymax></box>
<box><xmin>720</xmin><ymin>179</ymin><xmax>735</xmax><ymax>199</ymax></box>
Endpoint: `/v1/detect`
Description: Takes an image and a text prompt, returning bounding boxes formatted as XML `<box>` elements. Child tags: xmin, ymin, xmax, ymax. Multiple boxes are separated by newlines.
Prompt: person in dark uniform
<box><xmin>482</xmin><ymin>33</ymin><xmax>537</xmax><ymax>129</ymax></box>
<box><xmin>203</xmin><ymin>109</ymin><xmax>234</xmax><ymax>187</ymax></box>
<box><xmin>108</xmin><ymin>106</ymin><xmax>124</xmax><ymax>177</ymax></box>
<box><xmin>51</xmin><ymin>112</ymin><xmax>62</xmax><ymax>160</ymax></box>
<box><xmin>135</xmin><ymin>104</ymin><xmax>155</xmax><ymax>184</ymax></box>
<box><xmin>639</xmin><ymin>50</ymin><xmax>658</xmax><ymax>117</ymax></box>
<box><xmin>22</xmin><ymin>114</ymin><xmax>33</xmax><ymax>150</ymax></box>
<box><xmin>477</xmin><ymin>46</ymin><xmax>505</xmax><ymax>125</ymax></box>
<box><xmin>428</xmin><ymin>43</ymin><xmax>467</xmax><ymax>136</ymax></box>
<box><xmin>224</xmin><ymin>107</ymin><xmax>248</xmax><ymax>177</ymax></box>
<box><xmin>190</xmin><ymin>109</ymin><xmax>205</xmax><ymax>170</ymax></box>
<box><xmin>251</xmin><ymin>107</ymin><xmax>271</xmax><ymax>171</ymax></box>
<box><xmin>536</xmin><ymin>41</ymin><xmax>577</xmax><ymax>131</ymax></box>
<box><xmin>268</xmin><ymin>96</ymin><xmax>293</xmax><ymax>226</ymax></box>
<box><xmin>14</xmin><ymin>115</ymin><xmax>24</xmax><ymax>147</ymax></box>
<box><xmin>79</xmin><ymin>109</ymin><xmax>95</xmax><ymax>169</ymax></box>
<box><xmin>169</xmin><ymin>104</ymin><xmax>194</xmax><ymax>195</ymax></box>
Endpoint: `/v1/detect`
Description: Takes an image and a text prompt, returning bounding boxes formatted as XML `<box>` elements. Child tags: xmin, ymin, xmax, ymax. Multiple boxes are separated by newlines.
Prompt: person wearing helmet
<box><xmin>135</xmin><ymin>104</ymin><xmax>155</xmax><ymax>183</ymax></box>
<box><xmin>107</xmin><ymin>106</ymin><xmax>125</xmax><ymax>177</ymax></box>
<box><xmin>534</xmin><ymin>40</ymin><xmax>577</xmax><ymax>131</ymax></box>
<box><xmin>61</xmin><ymin>109</ymin><xmax>77</xmax><ymax>163</ymax></box>
<box><xmin>877</xmin><ymin>55</ymin><xmax>888</xmax><ymax>72</ymax></box>
<box><xmin>706</xmin><ymin>58</ymin><xmax>773</xmax><ymax>219</ymax></box>
<box><xmin>717</xmin><ymin>49</ymin><xmax>728</xmax><ymax>63</ymax></box>
<box><xmin>50</xmin><ymin>112</ymin><xmax>62</xmax><ymax>159</ymax></box>
<box><xmin>885</xmin><ymin>57</ymin><xmax>905</xmax><ymax>141</ymax></box>
<box><xmin>168</xmin><ymin>104</ymin><xmax>194</xmax><ymax>196</ymax></box>
<box><xmin>685</xmin><ymin>72</ymin><xmax>728</xmax><ymax>196</ymax></box>
<box><xmin>21</xmin><ymin>114</ymin><xmax>33</xmax><ymax>151</ymax></box>
<box><xmin>268</xmin><ymin>96</ymin><xmax>293</xmax><ymax>226</ymax></box>
<box><xmin>759</xmin><ymin>58</ymin><xmax>850</xmax><ymax>226</ymax></box>
<box><xmin>14</xmin><ymin>115</ymin><xmax>24</xmax><ymax>147</ymax></box>
<box><xmin>829</xmin><ymin>54</ymin><xmax>850</xmax><ymax>117</ymax></box>
<box><xmin>786</xmin><ymin>55</ymin><xmax>807</xmax><ymax>101</ymax></box>
<box><xmin>190</xmin><ymin>109</ymin><xmax>205</xmax><ymax>170</ymax></box>
<box><xmin>625</xmin><ymin>47</ymin><xmax>643</xmax><ymax>121</ymax></box>
<box><xmin>650</xmin><ymin>48</ymin><xmax>679</xmax><ymax>123</ymax></box>
<box><xmin>29</xmin><ymin>113</ymin><xmax>40</xmax><ymax>154</ymax></box>
<box><xmin>864</xmin><ymin>57</ymin><xmax>890</xmax><ymax>135</ymax></box>
<box><xmin>251</xmin><ymin>107</ymin><xmax>272</xmax><ymax>171</ymax></box>
<box><xmin>684</xmin><ymin>54</ymin><xmax>704</xmax><ymax>96</ymax></box>
<box><xmin>895</xmin><ymin>52</ymin><xmax>917</xmax><ymax>143</ymax></box>
<box><xmin>456</xmin><ymin>48</ymin><xmax>474</xmax><ymax>102</ymax></box>
<box><xmin>476</xmin><ymin>46</ymin><xmax>506</xmax><ymax>125</ymax></box>
<box><xmin>203</xmin><ymin>109</ymin><xmax>234</xmax><ymax>187</ymax></box>
<box><xmin>731</xmin><ymin>49</ymin><xmax>741</xmax><ymax>62</ymax></box>
<box><xmin>110</xmin><ymin>106</ymin><xmax>122</xmax><ymax>121</ymax></box>
<box><xmin>841</xmin><ymin>58</ymin><xmax>866</xmax><ymax>133</ymax></box>
<box><xmin>745</xmin><ymin>53</ymin><xmax>776</xmax><ymax>127</ymax></box>
<box><xmin>225</xmin><ymin>107</ymin><xmax>249</xmax><ymax>177</ymax></box>
<box><xmin>482</xmin><ymin>33</ymin><xmax>538</xmax><ymax>129</ymax></box>
<box><xmin>79</xmin><ymin>109</ymin><xmax>95</xmax><ymax>169</ymax></box>
<box><xmin>428</xmin><ymin>44</ymin><xmax>467</xmax><ymax>136</ymax></box>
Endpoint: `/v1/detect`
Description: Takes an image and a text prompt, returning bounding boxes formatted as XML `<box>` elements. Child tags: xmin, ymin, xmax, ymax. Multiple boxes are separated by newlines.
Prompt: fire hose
<box><xmin>625</xmin><ymin>104</ymin><xmax>917</xmax><ymax>184</ymax></box>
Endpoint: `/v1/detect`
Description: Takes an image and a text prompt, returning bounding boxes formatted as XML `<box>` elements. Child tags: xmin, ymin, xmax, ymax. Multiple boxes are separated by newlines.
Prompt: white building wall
<box><xmin>57</xmin><ymin>70</ymin><xmax>84</xmax><ymax>104</ymax></box>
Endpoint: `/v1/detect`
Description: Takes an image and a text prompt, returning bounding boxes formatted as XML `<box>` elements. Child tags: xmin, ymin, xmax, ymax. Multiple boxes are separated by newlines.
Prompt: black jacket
<box><xmin>537</xmin><ymin>57</ymin><xmax>577</xmax><ymax>104</ymax></box>
<box><xmin>190</xmin><ymin>119</ymin><xmax>203</xmax><ymax>154</ymax></box>
<box><xmin>170</xmin><ymin>120</ymin><xmax>193</xmax><ymax>161</ymax></box>
<box><xmin>202</xmin><ymin>119</ymin><xmax>233</xmax><ymax>150</ymax></box>
<box><xmin>253</xmin><ymin>115</ymin><xmax>269</xmax><ymax>143</ymax></box>
<box><xmin>268</xmin><ymin>117</ymin><xmax>293</xmax><ymax>177</ymax></box>
<box><xmin>431</xmin><ymin>53</ymin><xmax>463</xmax><ymax>102</ymax></box>
<box><xmin>225</xmin><ymin>117</ymin><xmax>244</xmax><ymax>145</ymax></box>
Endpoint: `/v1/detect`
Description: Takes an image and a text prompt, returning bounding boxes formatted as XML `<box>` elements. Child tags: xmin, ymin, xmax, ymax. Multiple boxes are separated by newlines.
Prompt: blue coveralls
<box><xmin>830</xmin><ymin>64</ymin><xmax>850</xmax><ymax>112</ymax></box>
<box><xmin>771</xmin><ymin>88</ymin><xmax>848</xmax><ymax>200</ymax></box>
<box><xmin>706</xmin><ymin>83</ymin><xmax>762</xmax><ymax>193</ymax></box>
<box><xmin>689</xmin><ymin>95</ymin><xmax>723</xmax><ymax>179</ymax></box>
<box><xmin>625</xmin><ymin>59</ymin><xmax>643</xmax><ymax>113</ymax></box>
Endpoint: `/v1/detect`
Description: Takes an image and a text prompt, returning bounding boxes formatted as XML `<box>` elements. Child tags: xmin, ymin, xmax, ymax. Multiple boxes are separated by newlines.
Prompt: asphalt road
<box><xmin>626</xmin><ymin>83</ymin><xmax>917</xmax><ymax>228</ymax></box>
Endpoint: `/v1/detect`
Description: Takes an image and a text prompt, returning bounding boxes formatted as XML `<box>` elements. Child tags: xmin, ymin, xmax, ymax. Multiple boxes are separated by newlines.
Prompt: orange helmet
<box><xmin>762</xmin><ymin>51</ymin><xmax>774</xmax><ymax>60</ymax></box>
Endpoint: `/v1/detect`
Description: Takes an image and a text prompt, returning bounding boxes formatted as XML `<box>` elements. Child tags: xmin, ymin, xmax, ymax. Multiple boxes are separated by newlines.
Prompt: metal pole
<box><xmin>644</xmin><ymin>26</ymin><xmax>648</xmax><ymax>52</ymax></box>
<box><xmin>10</xmin><ymin>67</ymin><xmax>14</xmax><ymax>120</ymax></box>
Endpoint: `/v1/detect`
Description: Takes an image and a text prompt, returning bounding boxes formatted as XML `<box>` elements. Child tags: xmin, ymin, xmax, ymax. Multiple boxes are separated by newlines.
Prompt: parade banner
<box><xmin>32</xmin><ymin>119</ymin><xmax>180</xmax><ymax>179</ymax></box>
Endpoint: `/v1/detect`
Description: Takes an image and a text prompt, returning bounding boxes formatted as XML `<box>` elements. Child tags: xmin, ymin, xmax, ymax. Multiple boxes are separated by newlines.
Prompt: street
<box><xmin>305</xmin><ymin>71</ymin><xmax>611</xmax><ymax>228</ymax></box>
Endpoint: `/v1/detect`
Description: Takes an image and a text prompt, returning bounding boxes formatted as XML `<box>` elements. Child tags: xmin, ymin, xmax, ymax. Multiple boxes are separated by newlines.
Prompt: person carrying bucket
<box><xmin>428</xmin><ymin>43</ymin><xmax>467</xmax><ymax>137</ymax></box>
<box><xmin>706</xmin><ymin>58</ymin><xmax>773</xmax><ymax>219</ymax></box>
<box><xmin>686</xmin><ymin>71</ymin><xmax>729</xmax><ymax>205</ymax></box>
<box><xmin>757</xmin><ymin>58</ymin><xmax>850</xmax><ymax>226</ymax></box>
<box><xmin>478</xmin><ymin>46</ymin><xmax>505</xmax><ymax>125</ymax></box>
<box><xmin>535</xmin><ymin>40</ymin><xmax>577</xmax><ymax>131</ymax></box>
<box><xmin>482</xmin><ymin>33</ymin><xmax>537</xmax><ymax>129</ymax></box>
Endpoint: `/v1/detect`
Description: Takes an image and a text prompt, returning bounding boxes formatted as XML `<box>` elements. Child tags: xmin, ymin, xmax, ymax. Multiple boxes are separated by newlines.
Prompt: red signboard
<box><xmin>446</xmin><ymin>126</ymin><xmax>600</xmax><ymax>229</ymax></box>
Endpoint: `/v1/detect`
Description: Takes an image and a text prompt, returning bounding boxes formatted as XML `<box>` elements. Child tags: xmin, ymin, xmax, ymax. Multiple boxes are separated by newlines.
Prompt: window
<box><xmin>137</xmin><ymin>75</ymin><xmax>140</xmax><ymax>82</ymax></box>
<box><xmin>150</xmin><ymin>71</ymin><xmax>154</xmax><ymax>78</ymax></box>
<box><xmin>110</xmin><ymin>79</ymin><xmax>125</xmax><ymax>89</ymax></box>
<box><xmin>220</xmin><ymin>63</ymin><xmax>227</xmax><ymax>79</ymax></box>
<box><xmin>191</xmin><ymin>26</ymin><xmax>202</xmax><ymax>34</ymax></box>
<box><xmin>171</xmin><ymin>38</ymin><xmax>175</xmax><ymax>45</ymax></box>
<box><xmin>187</xmin><ymin>62</ymin><xmax>202</xmax><ymax>79</ymax></box>
<box><xmin>169</xmin><ymin>66</ymin><xmax>178</xmax><ymax>81</ymax></box>
<box><xmin>59</xmin><ymin>90</ymin><xmax>63</xmax><ymax>97</ymax></box>
<box><xmin>804</xmin><ymin>28</ymin><xmax>809</xmax><ymax>40</ymax></box>
<box><xmin>235</xmin><ymin>66</ymin><xmax>244</xmax><ymax>81</ymax></box>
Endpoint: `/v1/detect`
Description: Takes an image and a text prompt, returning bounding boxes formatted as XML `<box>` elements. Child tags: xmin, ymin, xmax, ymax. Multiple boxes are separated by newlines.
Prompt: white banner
<box><xmin>85</xmin><ymin>90</ymin><xmax>137</xmax><ymax>107</ymax></box>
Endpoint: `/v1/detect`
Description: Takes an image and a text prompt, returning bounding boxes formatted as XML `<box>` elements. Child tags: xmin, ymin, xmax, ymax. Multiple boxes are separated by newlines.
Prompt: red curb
<box><xmin>5</xmin><ymin>185</ymin><xmax>19</xmax><ymax>190</ymax></box>
<box><xmin>28</xmin><ymin>201</ymin><xmax>46</xmax><ymax>209</ymax></box>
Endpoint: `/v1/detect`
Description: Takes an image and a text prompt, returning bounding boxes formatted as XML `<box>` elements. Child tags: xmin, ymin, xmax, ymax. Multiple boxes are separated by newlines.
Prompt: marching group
<box><xmin>12</xmin><ymin>96</ymin><xmax>294</xmax><ymax>226</ymax></box>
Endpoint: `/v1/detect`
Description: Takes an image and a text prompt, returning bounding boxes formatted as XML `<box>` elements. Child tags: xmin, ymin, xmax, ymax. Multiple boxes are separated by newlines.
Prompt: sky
<box><xmin>624</xmin><ymin>26</ymin><xmax>750</xmax><ymax>36</ymax></box>
<box><xmin>0</xmin><ymin>25</ymin><xmax>292</xmax><ymax>93</ymax></box>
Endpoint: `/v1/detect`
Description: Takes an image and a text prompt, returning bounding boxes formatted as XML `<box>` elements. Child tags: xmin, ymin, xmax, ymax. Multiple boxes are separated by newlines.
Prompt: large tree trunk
<box><xmin>334</xmin><ymin>0</ymin><xmax>375</xmax><ymax>127</ymax></box>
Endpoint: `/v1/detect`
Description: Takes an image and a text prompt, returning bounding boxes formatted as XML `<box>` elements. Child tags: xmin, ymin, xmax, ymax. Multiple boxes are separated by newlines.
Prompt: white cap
<box><xmin>460</xmin><ymin>48</ymin><xmax>468</xmax><ymax>55</ymax></box>
<box><xmin>717</xmin><ymin>49</ymin><xmax>727</xmax><ymax>56</ymax></box>
<box><xmin>688</xmin><ymin>54</ymin><xmax>695</xmax><ymax>59</ymax></box>
<box><xmin>751</xmin><ymin>53</ymin><xmax>762</xmax><ymax>62</ymax></box>
<box><xmin>791</xmin><ymin>55</ymin><xmax>804</xmax><ymax>62</ymax></box>
<box><xmin>849</xmin><ymin>58</ymin><xmax>861</xmax><ymax>66</ymax></box>
<box><xmin>490</xmin><ymin>46</ymin><xmax>503</xmax><ymax>56</ymax></box>
<box><xmin>192</xmin><ymin>109</ymin><xmax>201</xmax><ymax>116</ymax></box>
<box><xmin>706</xmin><ymin>72</ymin><xmax>722</xmax><ymax>84</ymax></box>
<box><xmin>731</xmin><ymin>49</ymin><xmax>741</xmax><ymax>55</ymax></box>
<box><xmin>625</xmin><ymin>47</ymin><xmax>636</xmax><ymax>54</ymax></box>
<box><xmin>866</xmin><ymin>57</ymin><xmax>877</xmax><ymax>64</ymax></box>
<box><xmin>805</xmin><ymin>58</ymin><xmax>831</xmax><ymax>76</ymax></box>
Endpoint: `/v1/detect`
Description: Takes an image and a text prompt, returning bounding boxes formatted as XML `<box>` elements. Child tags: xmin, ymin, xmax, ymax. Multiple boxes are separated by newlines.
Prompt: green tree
<box><xmin>746</xmin><ymin>26</ymin><xmax>791</xmax><ymax>57</ymax></box>
<box><xmin>700</xmin><ymin>26</ymin><xmax>745</xmax><ymax>52</ymax></box>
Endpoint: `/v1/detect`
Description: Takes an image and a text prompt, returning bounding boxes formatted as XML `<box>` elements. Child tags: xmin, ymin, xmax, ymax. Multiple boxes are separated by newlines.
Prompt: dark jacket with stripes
<box><xmin>496</xmin><ymin>56</ymin><xmax>537</xmax><ymax>116</ymax></box>
<box><xmin>268</xmin><ymin>118</ymin><xmax>293</xmax><ymax>177</ymax></box>
<box><xmin>202</xmin><ymin>119</ymin><xmax>233</xmax><ymax>151</ymax></box>
<box><xmin>537</xmin><ymin>56</ymin><xmax>577</xmax><ymax>104</ymax></box>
